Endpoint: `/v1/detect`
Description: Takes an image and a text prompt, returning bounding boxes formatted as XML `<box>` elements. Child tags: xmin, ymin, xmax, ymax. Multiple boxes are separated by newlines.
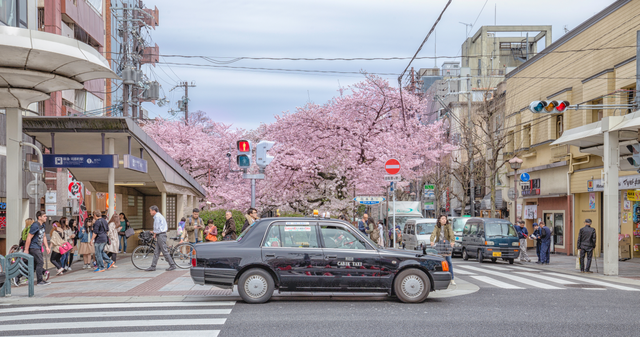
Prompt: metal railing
<box><xmin>0</xmin><ymin>252</ymin><xmax>35</xmax><ymax>297</ymax></box>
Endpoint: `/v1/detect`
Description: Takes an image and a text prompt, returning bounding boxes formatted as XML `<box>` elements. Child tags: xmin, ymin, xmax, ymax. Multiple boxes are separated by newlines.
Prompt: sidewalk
<box><xmin>0</xmin><ymin>253</ymin><xmax>231</xmax><ymax>305</ymax></box>
<box><xmin>514</xmin><ymin>252</ymin><xmax>640</xmax><ymax>286</ymax></box>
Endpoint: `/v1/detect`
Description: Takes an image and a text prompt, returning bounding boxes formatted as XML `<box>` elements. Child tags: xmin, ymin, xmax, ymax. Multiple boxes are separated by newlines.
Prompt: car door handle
<box><xmin>265</xmin><ymin>254</ymin><xmax>275</xmax><ymax>257</ymax></box>
<box><xmin>326</xmin><ymin>255</ymin><xmax>337</xmax><ymax>259</ymax></box>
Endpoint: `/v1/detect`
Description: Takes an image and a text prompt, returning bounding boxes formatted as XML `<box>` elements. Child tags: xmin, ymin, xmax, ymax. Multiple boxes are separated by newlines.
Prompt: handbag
<box><xmin>125</xmin><ymin>227</ymin><xmax>135</xmax><ymax>238</ymax></box>
<box><xmin>206</xmin><ymin>233</ymin><xmax>218</xmax><ymax>242</ymax></box>
<box><xmin>59</xmin><ymin>242</ymin><xmax>73</xmax><ymax>255</ymax></box>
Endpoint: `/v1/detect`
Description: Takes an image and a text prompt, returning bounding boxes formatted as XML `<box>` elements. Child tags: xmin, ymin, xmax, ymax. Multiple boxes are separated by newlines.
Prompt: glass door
<box><xmin>543</xmin><ymin>211</ymin><xmax>565</xmax><ymax>252</ymax></box>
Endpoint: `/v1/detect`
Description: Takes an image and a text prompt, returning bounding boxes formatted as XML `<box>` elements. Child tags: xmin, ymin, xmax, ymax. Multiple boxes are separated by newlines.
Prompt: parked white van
<box><xmin>403</xmin><ymin>218</ymin><xmax>437</xmax><ymax>250</ymax></box>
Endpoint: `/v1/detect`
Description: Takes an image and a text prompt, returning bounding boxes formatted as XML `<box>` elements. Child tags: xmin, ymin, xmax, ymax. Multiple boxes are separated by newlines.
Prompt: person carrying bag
<box><xmin>205</xmin><ymin>220</ymin><xmax>218</xmax><ymax>242</ymax></box>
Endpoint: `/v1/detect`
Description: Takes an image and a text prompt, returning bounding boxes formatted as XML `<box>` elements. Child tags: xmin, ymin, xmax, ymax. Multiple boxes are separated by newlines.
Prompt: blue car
<box><xmin>461</xmin><ymin>218</ymin><xmax>520</xmax><ymax>264</ymax></box>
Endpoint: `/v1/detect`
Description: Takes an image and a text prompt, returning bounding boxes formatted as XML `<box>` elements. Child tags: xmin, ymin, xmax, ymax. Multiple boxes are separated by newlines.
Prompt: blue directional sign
<box><xmin>43</xmin><ymin>154</ymin><xmax>119</xmax><ymax>169</ymax></box>
<box><xmin>520</xmin><ymin>172</ymin><xmax>530</xmax><ymax>182</ymax></box>
<box><xmin>123</xmin><ymin>154</ymin><xmax>148</xmax><ymax>173</ymax></box>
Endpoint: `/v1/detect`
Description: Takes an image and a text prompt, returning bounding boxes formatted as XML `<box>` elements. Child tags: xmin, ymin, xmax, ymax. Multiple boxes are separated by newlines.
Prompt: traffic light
<box><xmin>256</xmin><ymin>140</ymin><xmax>275</xmax><ymax>168</ymax></box>
<box><xmin>627</xmin><ymin>144</ymin><xmax>640</xmax><ymax>172</ymax></box>
<box><xmin>236</xmin><ymin>139</ymin><xmax>252</xmax><ymax>168</ymax></box>
<box><xmin>529</xmin><ymin>100</ymin><xmax>570</xmax><ymax>113</ymax></box>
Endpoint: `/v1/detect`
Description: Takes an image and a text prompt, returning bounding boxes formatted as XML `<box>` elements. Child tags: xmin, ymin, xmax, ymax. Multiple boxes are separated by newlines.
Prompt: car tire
<box><xmin>508</xmin><ymin>258</ymin><xmax>514</xmax><ymax>265</ymax></box>
<box><xmin>238</xmin><ymin>268</ymin><xmax>274</xmax><ymax>304</ymax></box>
<box><xmin>462</xmin><ymin>248</ymin><xmax>469</xmax><ymax>261</ymax></box>
<box><xmin>477</xmin><ymin>250</ymin><xmax>484</xmax><ymax>263</ymax></box>
<box><xmin>394</xmin><ymin>269</ymin><xmax>431</xmax><ymax>303</ymax></box>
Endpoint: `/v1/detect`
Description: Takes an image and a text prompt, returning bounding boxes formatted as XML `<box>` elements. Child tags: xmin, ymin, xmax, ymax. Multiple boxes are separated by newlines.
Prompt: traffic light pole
<box><xmin>467</xmin><ymin>77</ymin><xmax>475</xmax><ymax>217</ymax></box>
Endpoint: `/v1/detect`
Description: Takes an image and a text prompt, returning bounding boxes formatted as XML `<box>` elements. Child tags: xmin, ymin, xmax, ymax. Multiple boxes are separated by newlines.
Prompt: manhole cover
<box><xmin>564</xmin><ymin>284</ymin><xmax>605</xmax><ymax>289</ymax></box>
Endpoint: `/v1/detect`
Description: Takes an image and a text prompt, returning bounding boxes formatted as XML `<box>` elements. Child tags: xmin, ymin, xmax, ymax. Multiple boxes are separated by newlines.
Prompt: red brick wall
<box><xmin>537</xmin><ymin>196</ymin><xmax>573</xmax><ymax>255</ymax></box>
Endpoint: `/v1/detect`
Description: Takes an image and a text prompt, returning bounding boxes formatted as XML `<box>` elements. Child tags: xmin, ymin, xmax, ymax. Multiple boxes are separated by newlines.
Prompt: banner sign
<box><xmin>43</xmin><ymin>154</ymin><xmax>118</xmax><ymax>169</ymax></box>
<box><xmin>592</xmin><ymin>174</ymin><xmax>640</xmax><ymax>192</ymax></box>
<box><xmin>123</xmin><ymin>154</ymin><xmax>148</xmax><ymax>173</ymax></box>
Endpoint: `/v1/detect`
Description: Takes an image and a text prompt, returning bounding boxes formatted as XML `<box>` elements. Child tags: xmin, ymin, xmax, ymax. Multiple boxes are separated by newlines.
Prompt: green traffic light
<box><xmin>237</xmin><ymin>155</ymin><xmax>251</xmax><ymax>168</ymax></box>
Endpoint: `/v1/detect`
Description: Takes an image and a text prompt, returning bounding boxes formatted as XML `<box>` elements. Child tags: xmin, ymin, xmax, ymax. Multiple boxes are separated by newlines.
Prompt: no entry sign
<box><xmin>385</xmin><ymin>159</ymin><xmax>400</xmax><ymax>175</ymax></box>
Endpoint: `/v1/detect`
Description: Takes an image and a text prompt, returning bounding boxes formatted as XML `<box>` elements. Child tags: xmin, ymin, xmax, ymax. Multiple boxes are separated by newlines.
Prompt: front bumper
<box><xmin>452</xmin><ymin>242</ymin><xmax>462</xmax><ymax>254</ymax></box>
<box><xmin>432</xmin><ymin>271</ymin><xmax>452</xmax><ymax>290</ymax></box>
<box><xmin>483</xmin><ymin>248</ymin><xmax>519</xmax><ymax>259</ymax></box>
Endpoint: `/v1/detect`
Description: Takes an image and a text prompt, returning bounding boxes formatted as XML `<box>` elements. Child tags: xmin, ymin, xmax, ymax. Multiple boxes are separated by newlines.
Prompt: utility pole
<box><xmin>468</xmin><ymin>77</ymin><xmax>475</xmax><ymax>217</ymax></box>
<box><xmin>170</xmin><ymin>81</ymin><xmax>196</xmax><ymax>124</ymax></box>
<box><xmin>122</xmin><ymin>4</ymin><xmax>129</xmax><ymax>117</ymax></box>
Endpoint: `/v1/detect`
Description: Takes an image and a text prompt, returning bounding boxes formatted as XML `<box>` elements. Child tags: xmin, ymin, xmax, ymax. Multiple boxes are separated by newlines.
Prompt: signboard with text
<box><xmin>123</xmin><ymin>154</ymin><xmax>148</xmax><ymax>173</ymax></box>
<box><xmin>354</xmin><ymin>196</ymin><xmax>386</xmax><ymax>205</ymax></box>
<box><xmin>43</xmin><ymin>154</ymin><xmax>119</xmax><ymax>169</ymax></box>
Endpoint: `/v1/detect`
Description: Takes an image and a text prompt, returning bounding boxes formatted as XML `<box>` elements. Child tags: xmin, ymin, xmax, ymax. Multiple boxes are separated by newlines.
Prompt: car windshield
<box><xmin>389</xmin><ymin>216</ymin><xmax>420</xmax><ymax>233</ymax></box>
<box><xmin>452</xmin><ymin>218</ymin><xmax>467</xmax><ymax>232</ymax></box>
<box><xmin>485</xmin><ymin>222</ymin><xmax>517</xmax><ymax>237</ymax></box>
<box><xmin>236</xmin><ymin>222</ymin><xmax>256</xmax><ymax>242</ymax></box>
<box><xmin>416</xmin><ymin>223</ymin><xmax>435</xmax><ymax>235</ymax></box>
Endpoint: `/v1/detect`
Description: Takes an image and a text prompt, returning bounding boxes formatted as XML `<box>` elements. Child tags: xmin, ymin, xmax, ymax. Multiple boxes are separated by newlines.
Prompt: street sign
<box><xmin>424</xmin><ymin>184</ymin><xmax>435</xmax><ymax>190</ymax></box>
<box><xmin>424</xmin><ymin>201</ymin><xmax>435</xmax><ymax>210</ymax></box>
<box><xmin>43</xmin><ymin>154</ymin><xmax>119</xmax><ymax>169</ymax></box>
<box><xmin>27</xmin><ymin>181</ymin><xmax>46</xmax><ymax>199</ymax></box>
<box><xmin>508</xmin><ymin>188</ymin><xmax>515</xmax><ymax>200</ymax></box>
<box><xmin>26</xmin><ymin>161</ymin><xmax>43</xmax><ymax>174</ymax></box>
<box><xmin>520</xmin><ymin>172</ymin><xmax>530</xmax><ymax>182</ymax></box>
<box><xmin>123</xmin><ymin>154</ymin><xmax>148</xmax><ymax>173</ymax></box>
<box><xmin>384</xmin><ymin>174</ymin><xmax>401</xmax><ymax>182</ymax></box>
<box><xmin>385</xmin><ymin>158</ymin><xmax>400</xmax><ymax>175</ymax></box>
<box><xmin>354</xmin><ymin>196</ymin><xmax>386</xmax><ymax>205</ymax></box>
<box><xmin>243</xmin><ymin>173</ymin><xmax>265</xmax><ymax>179</ymax></box>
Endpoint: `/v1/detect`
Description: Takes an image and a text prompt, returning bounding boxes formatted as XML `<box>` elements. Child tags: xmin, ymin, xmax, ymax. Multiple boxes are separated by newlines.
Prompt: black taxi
<box><xmin>190</xmin><ymin>217</ymin><xmax>451</xmax><ymax>303</ymax></box>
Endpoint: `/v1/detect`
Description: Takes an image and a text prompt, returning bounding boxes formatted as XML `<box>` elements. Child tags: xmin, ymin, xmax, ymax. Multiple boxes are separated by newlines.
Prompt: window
<box><xmin>485</xmin><ymin>222</ymin><xmax>517</xmax><ymax>237</ymax></box>
<box><xmin>0</xmin><ymin>0</ymin><xmax>28</xmax><ymax>28</ymax></box>
<box><xmin>477</xmin><ymin>59</ymin><xmax>482</xmax><ymax>75</ymax></box>
<box><xmin>556</xmin><ymin>115</ymin><xmax>563</xmax><ymax>139</ymax></box>
<box><xmin>320</xmin><ymin>226</ymin><xmax>367</xmax><ymax>250</ymax></box>
<box><xmin>522</xmin><ymin>124</ymin><xmax>531</xmax><ymax>148</ymax></box>
<box><xmin>477</xmin><ymin>224</ymin><xmax>485</xmax><ymax>236</ymax></box>
<box><xmin>469</xmin><ymin>223</ymin><xmax>478</xmax><ymax>235</ymax></box>
<box><xmin>463</xmin><ymin>223</ymin><xmax>470</xmax><ymax>235</ymax></box>
<box><xmin>505</xmin><ymin>131</ymin><xmax>514</xmax><ymax>154</ymax></box>
<box><xmin>453</xmin><ymin>218</ymin><xmax>468</xmax><ymax>232</ymax></box>
<box><xmin>263</xmin><ymin>224</ymin><xmax>319</xmax><ymax>248</ymax></box>
<box><xmin>416</xmin><ymin>222</ymin><xmax>435</xmax><ymax>235</ymax></box>
<box><xmin>627</xmin><ymin>89</ymin><xmax>636</xmax><ymax>114</ymax></box>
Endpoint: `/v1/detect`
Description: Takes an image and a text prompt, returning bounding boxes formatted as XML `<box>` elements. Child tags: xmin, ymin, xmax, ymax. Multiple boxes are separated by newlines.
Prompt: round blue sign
<box><xmin>520</xmin><ymin>172</ymin><xmax>530</xmax><ymax>182</ymax></box>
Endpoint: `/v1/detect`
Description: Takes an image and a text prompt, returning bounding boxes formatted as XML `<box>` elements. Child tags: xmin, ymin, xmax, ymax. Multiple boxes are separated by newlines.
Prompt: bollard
<box><xmin>1</xmin><ymin>252</ymin><xmax>35</xmax><ymax>297</ymax></box>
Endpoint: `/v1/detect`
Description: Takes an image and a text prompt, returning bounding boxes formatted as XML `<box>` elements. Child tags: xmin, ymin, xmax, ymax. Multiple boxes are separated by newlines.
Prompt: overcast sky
<box><xmin>142</xmin><ymin>0</ymin><xmax>613</xmax><ymax>130</ymax></box>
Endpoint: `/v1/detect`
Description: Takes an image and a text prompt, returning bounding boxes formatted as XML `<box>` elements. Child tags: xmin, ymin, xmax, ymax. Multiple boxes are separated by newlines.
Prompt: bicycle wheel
<box><xmin>131</xmin><ymin>245</ymin><xmax>155</xmax><ymax>270</ymax></box>
<box><xmin>172</xmin><ymin>243</ymin><xmax>194</xmax><ymax>269</ymax></box>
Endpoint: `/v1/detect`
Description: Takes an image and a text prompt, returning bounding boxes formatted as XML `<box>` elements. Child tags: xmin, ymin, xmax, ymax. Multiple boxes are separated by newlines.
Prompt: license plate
<box><xmin>492</xmin><ymin>252</ymin><xmax>502</xmax><ymax>257</ymax></box>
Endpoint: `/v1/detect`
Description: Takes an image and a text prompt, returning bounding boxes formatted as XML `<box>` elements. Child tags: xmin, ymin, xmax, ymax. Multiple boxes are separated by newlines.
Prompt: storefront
<box><xmin>0</xmin><ymin>197</ymin><xmax>6</xmax><ymax>254</ymax></box>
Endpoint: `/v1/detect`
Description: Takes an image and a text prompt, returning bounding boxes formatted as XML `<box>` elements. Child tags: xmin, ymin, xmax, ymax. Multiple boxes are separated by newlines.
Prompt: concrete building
<box><xmin>503</xmin><ymin>0</ymin><xmax>639</xmax><ymax>273</ymax></box>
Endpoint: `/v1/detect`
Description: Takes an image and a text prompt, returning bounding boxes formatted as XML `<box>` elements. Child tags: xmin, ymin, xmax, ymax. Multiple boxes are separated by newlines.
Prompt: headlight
<box><xmin>512</xmin><ymin>242</ymin><xmax>520</xmax><ymax>246</ymax></box>
<box><xmin>454</xmin><ymin>242</ymin><xmax>461</xmax><ymax>247</ymax></box>
<box><xmin>484</xmin><ymin>241</ymin><xmax>494</xmax><ymax>246</ymax></box>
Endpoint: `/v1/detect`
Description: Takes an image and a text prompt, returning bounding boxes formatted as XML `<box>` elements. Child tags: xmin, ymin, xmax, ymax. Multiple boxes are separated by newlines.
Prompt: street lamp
<box><xmin>509</xmin><ymin>156</ymin><xmax>523</xmax><ymax>222</ymax></box>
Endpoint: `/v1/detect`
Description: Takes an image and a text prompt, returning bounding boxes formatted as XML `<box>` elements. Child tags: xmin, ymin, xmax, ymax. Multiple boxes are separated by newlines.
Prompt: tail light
<box><xmin>441</xmin><ymin>261</ymin><xmax>449</xmax><ymax>272</ymax></box>
<box><xmin>191</xmin><ymin>258</ymin><xmax>197</xmax><ymax>267</ymax></box>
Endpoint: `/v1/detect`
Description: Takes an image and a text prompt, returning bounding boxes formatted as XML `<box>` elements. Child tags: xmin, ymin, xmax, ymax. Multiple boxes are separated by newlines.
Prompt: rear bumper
<box><xmin>432</xmin><ymin>271</ymin><xmax>452</xmax><ymax>290</ymax></box>
<box><xmin>190</xmin><ymin>267</ymin><xmax>205</xmax><ymax>285</ymax></box>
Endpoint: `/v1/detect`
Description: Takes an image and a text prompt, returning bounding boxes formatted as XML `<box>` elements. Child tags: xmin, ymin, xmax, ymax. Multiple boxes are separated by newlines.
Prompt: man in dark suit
<box><xmin>531</xmin><ymin>223</ymin><xmax>541</xmax><ymax>262</ymax></box>
<box><xmin>577</xmin><ymin>219</ymin><xmax>597</xmax><ymax>273</ymax></box>
<box><xmin>538</xmin><ymin>222</ymin><xmax>552</xmax><ymax>264</ymax></box>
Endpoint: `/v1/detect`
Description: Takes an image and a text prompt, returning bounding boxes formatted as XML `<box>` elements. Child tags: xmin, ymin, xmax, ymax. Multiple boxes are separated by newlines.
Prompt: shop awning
<box><xmin>551</xmin><ymin>121</ymin><xmax>603</xmax><ymax>148</ymax></box>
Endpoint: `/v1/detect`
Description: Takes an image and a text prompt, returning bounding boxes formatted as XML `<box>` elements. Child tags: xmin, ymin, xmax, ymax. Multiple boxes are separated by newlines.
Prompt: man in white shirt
<box><xmin>145</xmin><ymin>205</ymin><xmax>178</xmax><ymax>271</ymax></box>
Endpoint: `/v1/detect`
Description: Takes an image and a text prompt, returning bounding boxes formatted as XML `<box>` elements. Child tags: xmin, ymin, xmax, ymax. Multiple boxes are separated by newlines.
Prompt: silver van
<box><xmin>403</xmin><ymin>218</ymin><xmax>437</xmax><ymax>250</ymax></box>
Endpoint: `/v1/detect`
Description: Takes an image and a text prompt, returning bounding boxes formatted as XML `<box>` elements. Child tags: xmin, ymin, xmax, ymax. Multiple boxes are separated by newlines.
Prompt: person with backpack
<box><xmin>185</xmin><ymin>208</ymin><xmax>205</xmax><ymax>246</ymax></box>
<box><xmin>91</xmin><ymin>210</ymin><xmax>114</xmax><ymax>272</ymax></box>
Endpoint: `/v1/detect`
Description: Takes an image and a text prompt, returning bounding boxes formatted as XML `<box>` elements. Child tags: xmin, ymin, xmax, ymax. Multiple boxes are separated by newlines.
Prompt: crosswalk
<box><xmin>453</xmin><ymin>261</ymin><xmax>640</xmax><ymax>291</ymax></box>
<box><xmin>0</xmin><ymin>301</ymin><xmax>236</xmax><ymax>337</ymax></box>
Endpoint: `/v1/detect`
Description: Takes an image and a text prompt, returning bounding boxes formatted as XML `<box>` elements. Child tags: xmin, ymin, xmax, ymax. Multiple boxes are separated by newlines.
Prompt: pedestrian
<box><xmin>145</xmin><ymin>205</ymin><xmax>178</xmax><ymax>271</ymax></box>
<box><xmin>78</xmin><ymin>218</ymin><xmax>94</xmax><ymax>269</ymax></box>
<box><xmin>538</xmin><ymin>221</ymin><xmax>551</xmax><ymax>264</ymax></box>
<box><xmin>395</xmin><ymin>225</ymin><xmax>402</xmax><ymax>248</ymax></box>
<box><xmin>367</xmin><ymin>218</ymin><xmax>379</xmax><ymax>243</ymax></box>
<box><xmin>49</xmin><ymin>222</ymin><xmax>66</xmax><ymax>276</ymax></box>
<box><xmin>222</xmin><ymin>211</ymin><xmax>237</xmax><ymax>241</ymax></box>
<box><xmin>177</xmin><ymin>217</ymin><xmax>186</xmax><ymax>238</ymax></box>
<box><xmin>105</xmin><ymin>213</ymin><xmax>120</xmax><ymax>265</ymax></box>
<box><xmin>19</xmin><ymin>218</ymin><xmax>34</xmax><ymax>250</ymax></box>
<box><xmin>430</xmin><ymin>215</ymin><xmax>455</xmax><ymax>285</ymax></box>
<box><xmin>118</xmin><ymin>213</ymin><xmax>130</xmax><ymax>253</ymax></box>
<box><xmin>377</xmin><ymin>220</ymin><xmax>385</xmax><ymax>246</ymax></box>
<box><xmin>24</xmin><ymin>211</ymin><xmax>51</xmax><ymax>286</ymax></box>
<box><xmin>577</xmin><ymin>218</ymin><xmax>597</xmax><ymax>273</ymax></box>
<box><xmin>91</xmin><ymin>210</ymin><xmax>114</xmax><ymax>272</ymax></box>
<box><xmin>530</xmin><ymin>223</ymin><xmax>541</xmax><ymax>262</ymax></box>
<box><xmin>204</xmin><ymin>219</ymin><xmax>218</xmax><ymax>242</ymax></box>
<box><xmin>515</xmin><ymin>220</ymin><xmax>531</xmax><ymax>263</ymax></box>
<box><xmin>242</xmin><ymin>207</ymin><xmax>259</xmax><ymax>232</ymax></box>
<box><xmin>185</xmin><ymin>208</ymin><xmax>205</xmax><ymax>244</ymax></box>
<box><xmin>358</xmin><ymin>214</ymin><xmax>369</xmax><ymax>234</ymax></box>
<box><xmin>63</xmin><ymin>219</ymin><xmax>77</xmax><ymax>271</ymax></box>
<box><xmin>59</xmin><ymin>217</ymin><xmax>69</xmax><ymax>270</ymax></box>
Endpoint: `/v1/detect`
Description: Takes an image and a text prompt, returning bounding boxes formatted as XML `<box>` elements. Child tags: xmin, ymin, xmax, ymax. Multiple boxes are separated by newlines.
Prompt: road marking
<box><xmin>17</xmin><ymin>331</ymin><xmax>219</xmax><ymax>337</ymax></box>
<box><xmin>0</xmin><ymin>319</ymin><xmax>227</xmax><ymax>332</ymax></box>
<box><xmin>543</xmin><ymin>273</ymin><xmax>640</xmax><ymax>291</ymax></box>
<box><xmin>514</xmin><ymin>272</ymin><xmax>579</xmax><ymax>285</ymax></box>
<box><xmin>506</xmin><ymin>265</ymin><xmax>539</xmax><ymax>271</ymax></box>
<box><xmin>482</xmin><ymin>265</ymin><xmax>511</xmax><ymax>271</ymax></box>
<box><xmin>470</xmin><ymin>275</ymin><xmax>523</xmax><ymax>289</ymax></box>
<box><xmin>0</xmin><ymin>301</ymin><xmax>236</xmax><ymax>315</ymax></box>
<box><xmin>0</xmin><ymin>309</ymin><xmax>232</xmax><ymax>322</ymax></box>
<box><xmin>452</xmin><ymin>268</ymin><xmax>476</xmax><ymax>275</ymax></box>
<box><xmin>459</xmin><ymin>265</ymin><xmax>562</xmax><ymax>289</ymax></box>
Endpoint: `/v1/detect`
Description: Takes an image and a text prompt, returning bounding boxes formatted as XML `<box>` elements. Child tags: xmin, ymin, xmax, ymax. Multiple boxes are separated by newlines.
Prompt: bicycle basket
<box><xmin>138</xmin><ymin>231</ymin><xmax>153</xmax><ymax>244</ymax></box>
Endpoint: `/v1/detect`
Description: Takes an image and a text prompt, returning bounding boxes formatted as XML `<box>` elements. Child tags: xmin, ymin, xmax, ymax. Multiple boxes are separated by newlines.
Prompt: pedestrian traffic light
<box><xmin>627</xmin><ymin>144</ymin><xmax>640</xmax><ymax>172</ymax></box>
<box><xmin>256</xmin><ymin>140</ymin><xmax>275</xmax><ymax>168</ymax></box>
<box><xmin>529</xmin><ymin>100</ymin><xmax>570</xmax><ymax>113</ymax></box>
<box><xmin>236</xmin><ymin>139</ymin><xmax>252</xmax><ymax>168</ymax></box>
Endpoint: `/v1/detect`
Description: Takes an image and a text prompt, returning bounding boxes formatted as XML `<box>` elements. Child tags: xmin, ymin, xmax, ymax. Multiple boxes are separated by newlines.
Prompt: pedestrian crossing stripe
<box><xmin>0</xmin><ymin>309</ymin><xmax>232</xmax><ymax>322</ymax></box>
<box><xmin>458</xmin><ymin>265</ymin><xmax>563</xmax><ymax>289</ymax></box>
<box><xmin>14</xmin><ymin>332</ymin><xmax>219</xmax><ymax>337</ymax></box>
<box><xmin>470</xmin><ymin>275</ymin><xmax>523</xmax><ymax>289</ymax></box>
<box><xmin>513</xmin><ymin>272</ymin><xmax>579</xmax><ymax>285</ymax></box>
<box><xmin>0</xmin><ymin>319</ymin><xmax>227</xmax><ymax>332</ymax></box>
<box><xmin>542</xmin><ymin>273</ymin><xmax>640</xmax><ymax>291</ymax></box>
<box><xmin>0</xmin><ymin>301</ymin><xmax>236</xmax><ymax>315</ymax></box>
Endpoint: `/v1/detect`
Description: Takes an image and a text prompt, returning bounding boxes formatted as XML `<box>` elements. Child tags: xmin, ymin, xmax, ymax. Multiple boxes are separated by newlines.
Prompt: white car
<box><xmin>403</xmin><ymin>218</ymin><xmax>437</xmax><ymax>250</ymax></box>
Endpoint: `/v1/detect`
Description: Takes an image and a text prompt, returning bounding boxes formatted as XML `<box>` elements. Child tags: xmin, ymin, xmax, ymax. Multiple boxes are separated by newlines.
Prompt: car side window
<box><xmin>463</xmin><ymin>223</ymin><xmax>470</xmax><ymax>235</ymax></box>
<box><xmin>320</xmin><ymin>225</ymin><xmax>367</xmax><ymax>250</ymax></box>
<box><xmin>477</xmin><ymin>224</ymin><xmax>485</xmax><ymax>236</ymax></box>
<box><xmin>263</xmin><ymin>224</ymin><xmax>319</xmax><ymax>248</ymax></box>
<box><xmin>469</xmin><ymin>223</ymin><xmax>478</xmax><ymax>235</ymax></box>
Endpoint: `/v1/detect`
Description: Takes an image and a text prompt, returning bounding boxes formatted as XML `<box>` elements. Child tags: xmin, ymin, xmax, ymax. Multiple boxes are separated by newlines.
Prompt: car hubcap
<box><xmin>401</xmin><ymin>275</ymin><xmax>424</xmax><ymax>298</ymax></box>
<box><xmin>245</xmin><ymin>275</ymin><xmax>268</xmax><ymax>298</ymax></box>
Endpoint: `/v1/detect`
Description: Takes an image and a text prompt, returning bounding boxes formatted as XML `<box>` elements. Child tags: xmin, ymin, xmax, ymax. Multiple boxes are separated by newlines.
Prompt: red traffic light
<box><xmin>555</xmin><ymin>100</ymin><xmax>570</xmax><ymax>112</ymax></box>
<box><xmin>237</xmin><ymin>140</ymin><xmax>251</xmax><ymax>153</ymax></box>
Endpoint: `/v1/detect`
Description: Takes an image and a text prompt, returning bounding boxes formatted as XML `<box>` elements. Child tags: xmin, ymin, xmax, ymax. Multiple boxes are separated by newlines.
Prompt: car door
<box><xmin>467</xmin><ymin>222</ymin><xmax>479</xmax><ymax>257</ymax></box>
<box><xmin>408</xmin><ymin>224</ymin><xmax>418</xmax><ymax>250</ymax></box>
<box><xmin>318</xmin><ymin>223</ymin><xmax>383</xmax><ymax>291</ymax></box>
<box><xmin>261</xmin><ymin>221</ymin><xmax>325</xmax><ymax>290</ymax></box>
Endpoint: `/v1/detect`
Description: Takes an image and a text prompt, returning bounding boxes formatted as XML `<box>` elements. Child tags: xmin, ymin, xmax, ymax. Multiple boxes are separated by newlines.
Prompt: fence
<box><xmin>0</xmin><ymin>252</ymin><xmax>34</xmax><ymax>297</ymax></box>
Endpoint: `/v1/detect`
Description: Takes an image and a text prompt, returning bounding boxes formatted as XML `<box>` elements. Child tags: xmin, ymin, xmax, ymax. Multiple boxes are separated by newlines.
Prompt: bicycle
<box><xmin>131</xmin><ymin>231</ymin><xmax>194</xmax><ymax>270</ymax></box>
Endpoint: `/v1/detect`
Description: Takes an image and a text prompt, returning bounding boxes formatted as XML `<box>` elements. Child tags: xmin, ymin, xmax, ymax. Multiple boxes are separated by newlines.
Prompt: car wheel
<box><xmin>477</xmin><ymin>250</ymin><xmax>484</xmax><ymax>263</ymax></box>
<box><xmin>508</xmin><ymin>258</ymin><xmax>514</xmax><ymax>265</ymax></box>
<box><xmin>238</xmin><ymin>268</ymin><xmax>274</xmax><ymax>304</ymax></box>
<box><xmin>394</xmin><ymin>269</ymin><xmax>431</xmax><ymax>303</ymax></box>
<box><xmin>491</xmin><ymin>258</ymin><xmax>497</xmax><ymax>263</ymax></box>
<box><xmin>462</xmin><ymin>248</ymin><xmax>469</xmax><ymax>261</ymax></box>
